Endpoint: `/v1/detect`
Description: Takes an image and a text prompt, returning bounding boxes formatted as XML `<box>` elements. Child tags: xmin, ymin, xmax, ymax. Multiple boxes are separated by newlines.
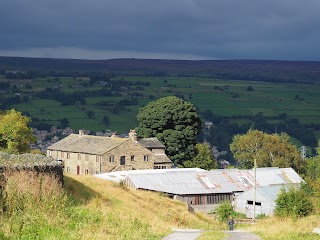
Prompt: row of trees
<box><xmin>202</xmin><ymin>110</ymin><xmax>318</xmax><ymax>152</ymax></box>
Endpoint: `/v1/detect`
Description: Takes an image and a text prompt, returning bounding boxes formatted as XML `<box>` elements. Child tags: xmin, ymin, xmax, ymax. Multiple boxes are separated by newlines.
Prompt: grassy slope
<box><xmin>246</xmin><ymin>216</ymin><xmax>320</xmax><ymax>240</ymax></box>
<box><xmin>0</xmin><ymin>173</ymin><xmax>222</xmax><ymax>240</ymax></box>
<box><xmin>64</xmin><ymin>175</ymin><xmax>223</xmax><ymax>239</ymax></box>
<box><xmin>1</xmin><ymin>171</ymin><xmax>319</xmax><ymax>240</ymax></box>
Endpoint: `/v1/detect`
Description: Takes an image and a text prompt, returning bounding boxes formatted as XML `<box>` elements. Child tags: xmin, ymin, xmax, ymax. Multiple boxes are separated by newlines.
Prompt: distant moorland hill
<box><xmin>1</xmin><ymin>56</ymin><xmax>320</xmax><ymax>84</ymax></box>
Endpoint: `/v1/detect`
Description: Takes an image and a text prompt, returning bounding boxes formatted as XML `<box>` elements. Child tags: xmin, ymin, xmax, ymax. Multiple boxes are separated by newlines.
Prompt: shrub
<box><xmin>215</xmin><ymin>202</ymin><xmax>234</xmax><ymax>222</ymax></box>
<box><xmin>275</xmin><ymin>187</ymin><xmax>313</xmax><ymax>218</ymax></box>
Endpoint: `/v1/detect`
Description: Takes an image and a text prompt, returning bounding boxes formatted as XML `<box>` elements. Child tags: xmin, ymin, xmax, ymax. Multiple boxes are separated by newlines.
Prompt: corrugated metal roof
<box><xmin>47</xmin><ymin>134</ymin><xmax>129</xmax><ymax>154</ymax></box>
<box><xmin>257</xmin><ymin>185</ymin><xmax>286</xmax><ymax>202</ymax></box>
<box><xmin>95</xmin><ymin>167</ymin><xmax>303</xmax><ymax>195</ymax></box>
<box><xmin>95</xmin><ymin>168</ymin><xmax>206</xmax><ymax>183</ymax></box>
<box><xmin>235</xmin><ymin>185</ymin><xmax>290</xmax><ymax>202</ymax></box>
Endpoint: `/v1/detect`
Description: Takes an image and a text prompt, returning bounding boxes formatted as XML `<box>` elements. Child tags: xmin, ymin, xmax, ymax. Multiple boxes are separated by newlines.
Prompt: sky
<box><xmin>1</xmin><ymin>0</ymin><xmax>320</xmax><ymax>61</ymax></box>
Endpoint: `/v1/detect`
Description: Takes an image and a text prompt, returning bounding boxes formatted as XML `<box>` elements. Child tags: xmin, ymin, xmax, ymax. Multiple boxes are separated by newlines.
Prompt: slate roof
<box><xmin>138</xmin><ymin>138</ymin><xmax>165</xmax><ymax>149</ymax></box>
<box><xmin>47</xmin><ymin>134</ymin><xmax>129</xmax><ymax>155</ymax></box>
<box><xmin>153</xmin><ymin>153</ymin><xmax>172</xmax><ymax>163</ymax></box>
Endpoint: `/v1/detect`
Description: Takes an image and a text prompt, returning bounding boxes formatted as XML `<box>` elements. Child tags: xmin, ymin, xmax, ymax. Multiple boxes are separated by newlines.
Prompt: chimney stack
<box><xmin>111</xmin><ymin>131</ymin><xmax>118</xmax><ymax>138</ymax></box>
<box><xmin>129</xmin><ymin>129</ymin><xmax>137</xmax><ymax>141</ymax></box>
<box><xmin>79</xmin><ymin>130</ymin><xmax>84</xmax><ymax>137</ymax></box>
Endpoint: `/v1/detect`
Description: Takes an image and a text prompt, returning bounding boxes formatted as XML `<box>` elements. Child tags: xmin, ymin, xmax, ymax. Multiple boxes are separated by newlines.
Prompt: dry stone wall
<box><xmin>0</xmin><ymin>152</ymin><xmax>64</xmax><ymax>185</ymax></box>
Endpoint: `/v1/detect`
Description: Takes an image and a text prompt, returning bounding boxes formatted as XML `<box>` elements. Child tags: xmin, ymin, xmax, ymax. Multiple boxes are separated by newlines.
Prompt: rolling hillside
<box><xmin>1</xmin><ymin>56</ymin><xmax>320</xmax><ymax>84</ymax></box>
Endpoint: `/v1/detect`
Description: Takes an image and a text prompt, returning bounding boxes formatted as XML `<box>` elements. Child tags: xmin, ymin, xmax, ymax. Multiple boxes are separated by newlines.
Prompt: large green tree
<box><xmin>0</xmin><ymin>109</ymin><xmax>36</xmax><ymax>154</ymax></box>
<box><xmin>230</xmin><ymin>129</ymin><xmax>304</xmax><ymax>173</ymax></box>
<box><xmin>183</xmin><ymin>143</ymin><xmax>218</xmax><ymax>170</ymax></box>
<box><xmin>136</xmin><ymin>96</ymin><xmax>201</xmax><ymax>166</ymax></box>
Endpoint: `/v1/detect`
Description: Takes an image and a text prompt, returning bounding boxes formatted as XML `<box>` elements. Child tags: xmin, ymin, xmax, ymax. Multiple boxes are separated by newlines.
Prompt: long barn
<box><xmin>95</xmin><ymin>167</ymin><xmax>303</xmax><ymax>212</ymax></box>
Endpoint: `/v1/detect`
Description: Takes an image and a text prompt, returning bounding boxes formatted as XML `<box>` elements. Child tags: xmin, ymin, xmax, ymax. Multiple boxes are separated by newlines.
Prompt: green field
<box><xmin>3</xmin><ymin>75</ymin><xmax>320</xmax><ymax>133</ymax></box>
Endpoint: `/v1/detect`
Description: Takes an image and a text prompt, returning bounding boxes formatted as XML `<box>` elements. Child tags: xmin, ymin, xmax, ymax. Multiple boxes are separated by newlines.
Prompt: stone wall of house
<box><xmin>101</xmin><ymin>139</ymin><xmax>154</xmax><ymax>172</ymax></box>
<box><xmin>55</xmin><ymin>138</ymin><xmax>155</xmax><ymax>175</ymax></box>
<box><xmin>154</xmin><ymin>162</ymin><xmax>173</xmax><ymax>169</ymax></box>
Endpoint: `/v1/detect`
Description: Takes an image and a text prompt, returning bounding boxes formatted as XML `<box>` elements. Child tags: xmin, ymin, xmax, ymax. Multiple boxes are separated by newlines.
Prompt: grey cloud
<box><xmin>1</xmin><ymin>0</ymin><xmax>320</xmax><ymax>60</ymax></box>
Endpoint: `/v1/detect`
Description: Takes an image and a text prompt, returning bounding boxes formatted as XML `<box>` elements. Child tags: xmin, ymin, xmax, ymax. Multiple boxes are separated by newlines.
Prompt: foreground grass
<box><xmin>198</xmin><ymin>230</ymin><xmax>226</xmax><ymax>240</ymax></box>
<box><xmin>0</xmin><ymin>173</ymin><xmax>222</xmax><ymax>239</ymax></box>
<box><xmin>246</xmin><ymin>215</ymin><xmax>320</xmax><ymax>240</ymax></box>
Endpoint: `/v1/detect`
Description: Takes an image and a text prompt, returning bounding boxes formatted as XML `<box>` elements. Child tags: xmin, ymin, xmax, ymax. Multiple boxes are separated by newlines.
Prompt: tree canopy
<box><xmin>230</xmin><ymin>129</ymin><xmax>304</xmax><ymax>173</ymax></box>
<box><xmin>305</xmin><ymin>141</ymin><xmax>320</xmax><ymax>180</ymax></box>
<box><xmin>0</xmin><ymin>109</ymin><xmax>36</xmax><ymax>154</ymax></box>
<box><xmin>183</xmin><ymin>143</ymin><xmax>218</xmax><ymax>170</ymax></box>
<box><xmin>136</xmin><ymin>96</ymin><xmax>201</xmax><ymax>166</ymax></box>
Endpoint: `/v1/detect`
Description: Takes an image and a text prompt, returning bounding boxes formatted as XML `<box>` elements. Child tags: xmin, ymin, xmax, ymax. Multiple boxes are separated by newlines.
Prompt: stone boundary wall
<box><xmin>0</xmin><ymin>152</ymin><xmax>64</xmax><ymax>186</ymax></box>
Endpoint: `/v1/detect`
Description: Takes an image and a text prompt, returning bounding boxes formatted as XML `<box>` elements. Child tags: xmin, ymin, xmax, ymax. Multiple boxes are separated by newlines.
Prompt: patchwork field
<box><xmin>2</xmin><ymin>75</ymin><xmax>319</xmax><ymax>133</ymax></box>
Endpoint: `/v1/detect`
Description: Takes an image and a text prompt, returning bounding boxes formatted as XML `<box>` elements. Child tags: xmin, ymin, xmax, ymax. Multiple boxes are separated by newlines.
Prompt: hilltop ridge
<box><xmin>1</xmin><ymin>56</ymin><xmax>320</xmax><ymax>83</ymax></box>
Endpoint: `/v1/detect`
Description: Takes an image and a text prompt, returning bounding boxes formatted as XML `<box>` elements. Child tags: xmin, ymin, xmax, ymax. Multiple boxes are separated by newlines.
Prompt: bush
<box><xmin>215</xmin><ymin>202</ymin><xmax>234</xmax><ymax>222</ymax></box>
<box><xmin>275</xmin><ymin>187</ymin><xmax>313</xmax><ymax>218</ymax></box>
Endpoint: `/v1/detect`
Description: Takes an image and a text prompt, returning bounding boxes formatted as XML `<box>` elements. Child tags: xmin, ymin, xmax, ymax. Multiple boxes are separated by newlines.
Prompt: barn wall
<box><xmin>174</xmin><ymin>193</ymin><xmax>233</xmax><ymax>205</ymax></box>
<box><xmin>234</xmin><ymin>190</ymin><xmax>275</xmax><ymax>217</ymax></box>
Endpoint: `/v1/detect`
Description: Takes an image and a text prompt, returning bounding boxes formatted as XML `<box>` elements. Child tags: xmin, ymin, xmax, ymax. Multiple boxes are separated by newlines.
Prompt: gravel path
<box><xmin>162</xmin><ymin>229</ymin><xmax>204</xmax><ymax>240</ymax></box>
<box><xmin>223</xmin><ymin>229</ymin><xmax>262</xmax><ymax>240</ymax></box>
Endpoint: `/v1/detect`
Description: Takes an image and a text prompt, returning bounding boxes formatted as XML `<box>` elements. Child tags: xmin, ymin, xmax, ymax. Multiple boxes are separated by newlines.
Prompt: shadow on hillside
<box><xmin>64</xmin><ymin>175</ymin><xmax>102</xmax><ymax>204</ymax></box>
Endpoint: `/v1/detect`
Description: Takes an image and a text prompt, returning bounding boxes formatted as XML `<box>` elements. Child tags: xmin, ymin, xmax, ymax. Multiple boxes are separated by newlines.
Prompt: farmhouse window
<box><xmin>109</xmin><ymin>155</ymin><xmax>115</xmax><ymax>162</ymax></box>
<box><xmin>144</xmin><ymin>155</ymin><xmax>149</xmax><ymax>161</ymax></box>
<box><xmin>77</xmin><ymin>154</ymin><xmax>81</xmax><ymax>160</ymax></box>
<box><xmin>48</xmin><ymin>150</ymin><xmax>52</xmax><ymax>157</ymax></box>
<box><xmin>61</xmin><ymin>152</ymin><xmax>64</xmax><ymax>158</ymax></box>
<box><xmin>85</xmin><ymin>169</ymin><xmax>89</xmax><ymax>175</ymax></box>
<box><xmin>67</xmin><ymin>153</ymin><xmax>70</xmax><ymax>159</ymax></box>
<box><xmin>247</xmin><ymin>200</ymin><xmax>261</xmax><ymax>206</ymax></box>
<box><xmin>67</xmin><ymin>167</ymin><xmax>71</xmax><ymax>172</ymax></box>
<box><xmin>131</xmin><ymin>156</ymin><xmax>135</xmax><ymax>161</ymax></box>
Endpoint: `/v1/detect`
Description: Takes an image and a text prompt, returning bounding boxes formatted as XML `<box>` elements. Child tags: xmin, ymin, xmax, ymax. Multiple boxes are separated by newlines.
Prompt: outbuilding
<box><xmin>234</xmin><ymin>185</ymin><xmax>289</xmax><ymax>218</ymax></box>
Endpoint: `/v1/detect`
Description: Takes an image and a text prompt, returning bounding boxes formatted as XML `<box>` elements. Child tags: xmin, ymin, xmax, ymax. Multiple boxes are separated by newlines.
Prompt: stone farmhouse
<box><xmin>47</xmin><ymin>130</ymin><xmax>173</xmax><ymax>175</ymax></box>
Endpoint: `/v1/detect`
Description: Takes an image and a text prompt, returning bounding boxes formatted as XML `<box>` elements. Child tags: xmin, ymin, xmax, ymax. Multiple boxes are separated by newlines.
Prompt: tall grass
<box><xmin>0</xmin><ymin>171</ymin><xmax>67</xmax><ymax>239</ymax></box>
<box><xmin>246</xmin><ymin>215</ymin><xmax>320</xmax><ymax>240</ymax></box>
<box><xmin>0</xmin><ymin>172</ymin><xmax>222</xmax><ymax>239</ymax></box>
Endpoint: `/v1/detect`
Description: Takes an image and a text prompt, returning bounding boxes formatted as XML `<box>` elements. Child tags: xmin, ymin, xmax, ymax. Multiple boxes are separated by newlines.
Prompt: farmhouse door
<box><xmin>120</xmin><ymin>156</ymin><xmax>125</xmax><ymax>165</ymax></box>
<box><xmin>77</xmin><ymin>165</ymin><xmax>80</xmax><ymax>175</ymax></box>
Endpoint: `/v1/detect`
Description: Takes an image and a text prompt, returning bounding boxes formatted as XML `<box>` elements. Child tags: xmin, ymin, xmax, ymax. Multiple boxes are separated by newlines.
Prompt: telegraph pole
<box><xmin>253</xmin><ymin>158</ymin><xmax>257</xmax><ymax>223</ymax></box>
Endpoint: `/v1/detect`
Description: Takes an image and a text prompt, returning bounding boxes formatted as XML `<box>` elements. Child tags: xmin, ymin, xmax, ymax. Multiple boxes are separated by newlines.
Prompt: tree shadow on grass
<box><xmin>63</xmin><ymin>175</ymin><xmax>103</xmax><ymax>205</ymax></box>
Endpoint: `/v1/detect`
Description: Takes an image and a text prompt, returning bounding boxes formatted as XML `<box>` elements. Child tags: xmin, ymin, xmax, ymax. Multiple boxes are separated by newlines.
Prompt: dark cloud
<box><xmin>1</xmin><ymin>0</ymin><xmax>320</xmax><ymax>60</ymax></box>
